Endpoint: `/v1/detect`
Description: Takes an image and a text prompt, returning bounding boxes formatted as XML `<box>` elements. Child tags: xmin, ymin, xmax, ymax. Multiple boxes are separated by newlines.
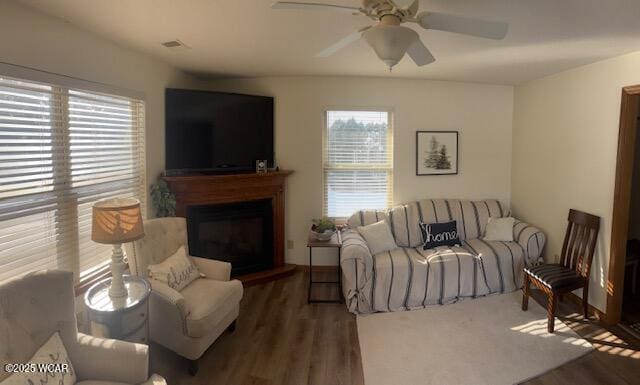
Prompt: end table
<box><xmin>84</xmin><ymin>275</ymin><xmax>151</xmax><ymax>344</ymax></box>
<box><xmin>307</xmin><ymin>230</ymin><xmax>342</xmax><ymax>303</ymax></box>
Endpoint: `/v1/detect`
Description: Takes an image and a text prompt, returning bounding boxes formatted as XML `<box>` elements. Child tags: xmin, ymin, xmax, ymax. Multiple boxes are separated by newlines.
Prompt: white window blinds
<box><xmin>0</xmin><ymin>75</ymin><xmax>146</xmax><ymax>284</ymax></box>
<box><xmin>323</xmin><ymin>110</ymin><xmax>393</xmax><ymax>218</ymax></box>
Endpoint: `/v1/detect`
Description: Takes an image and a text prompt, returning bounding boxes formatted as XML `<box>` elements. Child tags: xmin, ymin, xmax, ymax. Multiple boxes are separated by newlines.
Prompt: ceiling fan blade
<box><xmin>316</xmin><ymin>26</ymin><xmax>370</xmax><ymax>57</ymax></box>
<box><xmin>418</xmin><ymin>12</ymin><xmax>508</xmax><ymax>40</ymax></box>
<box><xmin>406</xmin><ymin>39</ymin><xmax>435</xmax><ymax>66</ymax></box>
<box><xmin>271</xmin><ymin>1</ymin><xmax>360</xmax><ymax>13</ymax></box>
<box><xmin>389</xmin><ymin>0</ymin><xmax>417</xmax><ymax>10</ymax></box>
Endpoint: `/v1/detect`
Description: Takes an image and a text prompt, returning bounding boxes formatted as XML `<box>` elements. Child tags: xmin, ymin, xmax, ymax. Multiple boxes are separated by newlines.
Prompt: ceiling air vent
<box><xmin>161</xmin><ymin>40</ymin><xmax>191</xmax><ymax>51</ymax></box>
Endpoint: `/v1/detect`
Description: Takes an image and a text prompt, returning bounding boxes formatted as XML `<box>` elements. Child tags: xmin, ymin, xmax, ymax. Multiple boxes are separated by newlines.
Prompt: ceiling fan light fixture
<box><xmin>363</xmin><ymin>24</ymin><xmax>419</xmax><ymax>69</ymax></box>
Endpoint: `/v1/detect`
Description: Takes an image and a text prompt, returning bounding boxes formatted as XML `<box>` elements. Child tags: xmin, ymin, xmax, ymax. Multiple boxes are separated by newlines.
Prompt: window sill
<box><xmin>74</xmin><ymin>265</ymin><xmax>111</xmax><ymax>296</ymax></box>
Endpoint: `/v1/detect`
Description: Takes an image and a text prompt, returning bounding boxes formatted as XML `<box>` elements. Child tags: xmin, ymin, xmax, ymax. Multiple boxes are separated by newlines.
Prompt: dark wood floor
<box><xmin>150</xmin><ymin>269</ymin><xmax>640</xmax><ymax>385</ymax></box>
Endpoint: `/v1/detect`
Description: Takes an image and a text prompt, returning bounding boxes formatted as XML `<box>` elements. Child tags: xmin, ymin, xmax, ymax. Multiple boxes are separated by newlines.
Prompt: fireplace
<box><xmin>187</xmin><ymin>199</ymin><xmax>274</xmax><ymax>276</ymax></box>
<box><xmin>163</xmin><ymin>170</ymin><xmax>295</xmax><ymax>285</ymax></box>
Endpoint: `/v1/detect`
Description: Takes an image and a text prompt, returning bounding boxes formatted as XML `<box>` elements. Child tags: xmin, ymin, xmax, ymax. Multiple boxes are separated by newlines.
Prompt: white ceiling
<box><xmin>19</xmin><ymin>0</ymin><xmax>640</xmax><ymax>85</ymax></box>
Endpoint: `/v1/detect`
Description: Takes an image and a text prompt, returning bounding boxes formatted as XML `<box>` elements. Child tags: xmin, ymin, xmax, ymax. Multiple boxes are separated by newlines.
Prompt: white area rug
<box><xmin>357</xmin><ymin>292</ymin><xmax>593</xmax><ymax>385</ymax></box>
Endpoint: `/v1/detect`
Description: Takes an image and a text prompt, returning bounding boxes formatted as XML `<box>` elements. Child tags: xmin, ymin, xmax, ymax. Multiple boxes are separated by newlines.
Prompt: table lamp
<box><xmin>91</xmin><ymin>197</ymin><xmax>145</xmax><ymax>298</ymax></box>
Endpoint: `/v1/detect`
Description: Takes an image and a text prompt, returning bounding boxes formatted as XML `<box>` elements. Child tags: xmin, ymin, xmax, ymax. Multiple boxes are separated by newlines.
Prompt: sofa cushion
<box><xmin>463</xmin><ymin>238</ymin><xmax>526</xmax><ymax>293</ymax></box>
<box><xmin>348</xmin><ymin>199</ymin><xmax>509</xmax><ymax>246</ymax></box>
<box><xmin>358</xmin><ymin>220</ymin><xmax>398</xmax><ymax>255</ymax></box>
<box><xmin>181</xmin><ymin>278</ymin><xmax>243</xmax><ymax>338</ymax></box>
<box><xmin>420</xmin><ymin>220</ymin><xmax>460</xmax><ymax>249</ymax></box>
<box><xmin>76</xmin><ymin>381</ymin><xmax>129</xmax><ymax>385</ymax></box>
<box><xmin>484</xmin><ymin>217</ymin><xmax>515</xmax><ymax>242</ymax></box>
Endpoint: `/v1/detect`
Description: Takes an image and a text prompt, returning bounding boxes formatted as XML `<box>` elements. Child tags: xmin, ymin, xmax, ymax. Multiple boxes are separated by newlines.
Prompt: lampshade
<box><xmin>363</xmin><ymin>24</ymin><xmax>419</xmax><ymax>69</ymax></box>
<box><xmin>92</xmin><ymin>197</ymin><xmax>144</xmax><ymax>244</ymax></box>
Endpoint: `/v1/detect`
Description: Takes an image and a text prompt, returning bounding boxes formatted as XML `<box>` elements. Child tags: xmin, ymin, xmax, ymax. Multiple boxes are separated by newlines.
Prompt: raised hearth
<box><xmin>164</xmin><ymin>170</ymin><xmax>294</xmax><ymax>284</ymax></box>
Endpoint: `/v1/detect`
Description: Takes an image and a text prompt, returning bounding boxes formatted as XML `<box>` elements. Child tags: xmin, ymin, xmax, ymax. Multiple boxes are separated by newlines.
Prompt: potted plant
<box><xmin>311</xmin><ymin>217</ymin><xmax>336</xmax><ymax>241</ymax></box>
<box><xmin>150</xmin><ymin>178</ymin><xmax>176</xmax><ymax>217</ymax></box>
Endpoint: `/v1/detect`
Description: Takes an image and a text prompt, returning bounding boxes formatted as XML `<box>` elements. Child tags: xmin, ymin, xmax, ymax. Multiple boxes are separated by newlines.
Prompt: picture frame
<box><xmin>416</xmin><ymin>131</ymin><xmax>458</xmax><ymax>175</ymax></box>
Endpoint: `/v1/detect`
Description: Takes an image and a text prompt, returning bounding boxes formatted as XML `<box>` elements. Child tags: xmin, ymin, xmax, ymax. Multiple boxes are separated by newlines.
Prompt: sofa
<box><xmin>340</xmin><ymin>199</ymin><xmax>545</xmax><ymax>314</ymax></box>
<box><xmin>0</xmin><ymin>270</ymin><xmax>165</xmax><ymax>384</ymax></box>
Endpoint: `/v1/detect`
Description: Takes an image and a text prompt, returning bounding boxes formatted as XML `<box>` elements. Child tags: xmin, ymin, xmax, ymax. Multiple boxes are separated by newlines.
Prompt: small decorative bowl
<box><xmin>311</xmin><ymin>225</ymin><xmax>335</xmax><ymax>241</ymax></box>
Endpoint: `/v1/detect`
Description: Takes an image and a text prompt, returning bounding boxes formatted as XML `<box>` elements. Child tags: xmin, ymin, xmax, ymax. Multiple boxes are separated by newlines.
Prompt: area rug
<box><xmin>357</xmin><ymin>291</ymin><xmax>593</xmax><ymax>385</ymax></box>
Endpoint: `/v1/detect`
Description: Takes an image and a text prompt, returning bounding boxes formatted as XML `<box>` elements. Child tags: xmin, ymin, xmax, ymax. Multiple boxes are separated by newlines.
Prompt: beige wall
<box><xmin>207</xmin><ymin>76</ymin><xmax>514</xmax><ymax>265</ymax></box>
<box><xmin>0</xmin><ymin>1</ymin><xmax>198</xmax><ymax>214</ymax></box>
<box><xmin>512</xmin><ymin>51</ymin><xmax>640</xmax><ymax>312</ymax></box>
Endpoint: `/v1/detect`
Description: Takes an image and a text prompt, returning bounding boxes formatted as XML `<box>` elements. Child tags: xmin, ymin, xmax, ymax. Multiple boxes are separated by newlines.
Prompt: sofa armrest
<box><xmin>513</xmin><ymin>220</ymin><xmax>546</xmax><ymax>266</ymax></box>
<box><xmin>192</xmin><ymin>256</ymin><xmax>231</xmax><ymax>281</ymax></box>
<box><xmin>69</xmin><ymin>333</ymin><xmax>149</xmax><ymax>384</ymax></box>
<box><xmin>340</xmin><ymin>229</ymin><xmax>374</xmax><ymax>313</ymax></box>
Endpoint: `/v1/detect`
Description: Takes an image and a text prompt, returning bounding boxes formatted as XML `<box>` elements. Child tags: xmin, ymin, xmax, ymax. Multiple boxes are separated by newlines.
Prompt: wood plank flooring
<box><xmin>150</xmin><ymin>268</ymin><xmax>640</xmax><ymax>385</ymax></box>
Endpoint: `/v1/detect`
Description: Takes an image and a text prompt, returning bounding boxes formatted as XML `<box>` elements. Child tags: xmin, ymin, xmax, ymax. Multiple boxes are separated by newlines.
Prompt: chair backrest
<box><xmin>124</xmin><ymin>217</ymin><xmax>188</xmax><ymax>277</ymax></box>
<box><xmin>560</xmin><ymin>209</ymin><xmax>600</xmax><ymax>278</ymax></box>
<box><xmin>0</xmin><ymin>270</ymin><xmax>78</xmax><ymax>382</ymax></box>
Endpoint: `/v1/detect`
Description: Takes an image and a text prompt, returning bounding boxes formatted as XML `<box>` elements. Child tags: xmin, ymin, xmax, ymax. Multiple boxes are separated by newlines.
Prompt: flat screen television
<box><xmin>165</xmin><ymin>88</ymin><xmax>274</xmax><ymax>173</ymax></box>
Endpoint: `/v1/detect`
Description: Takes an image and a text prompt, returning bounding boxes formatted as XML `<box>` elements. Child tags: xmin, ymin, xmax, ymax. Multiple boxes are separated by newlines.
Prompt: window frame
<box><xmin>322</xmin><ymin>107</ymin><xmax>394</xmax><ymax>220</ymax></box>
<box><xmin>0</xmin><ymin>72</ymin><xmax>146</xmax><ymax>289</ymax></box>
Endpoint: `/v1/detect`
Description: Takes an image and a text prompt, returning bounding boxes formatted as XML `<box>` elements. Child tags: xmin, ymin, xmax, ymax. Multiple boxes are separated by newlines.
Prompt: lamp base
<box><xmin>109</xmin><ymin>243</ymin><xmax>128</xmax><ymax>299</ymax></box>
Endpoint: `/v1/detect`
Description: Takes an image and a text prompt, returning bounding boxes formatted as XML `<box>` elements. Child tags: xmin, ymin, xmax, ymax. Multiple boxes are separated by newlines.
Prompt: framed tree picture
<box><xmin>416</xmin><ymin>131</ymin><xmax>458</xmax><ymax>175</ymax></box>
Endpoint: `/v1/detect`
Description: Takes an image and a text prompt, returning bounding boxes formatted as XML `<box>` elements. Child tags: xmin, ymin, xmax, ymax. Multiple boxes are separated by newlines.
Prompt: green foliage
<box><xmin>312</xmin><ymin>217</ymin><xmax>336</xmax><ymax>233</ymax></box>
<box><xmin>150</xmin><ymin>178</ymin><xmax>176</xmax><ymax>217</ymax></box>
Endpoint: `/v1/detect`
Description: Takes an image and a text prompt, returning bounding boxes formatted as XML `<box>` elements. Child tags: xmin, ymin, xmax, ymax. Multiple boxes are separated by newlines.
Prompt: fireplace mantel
<box><xmin>163</xmin><ymin>170</ymin><xmax>294</xmax><ymax>284</ymax></box>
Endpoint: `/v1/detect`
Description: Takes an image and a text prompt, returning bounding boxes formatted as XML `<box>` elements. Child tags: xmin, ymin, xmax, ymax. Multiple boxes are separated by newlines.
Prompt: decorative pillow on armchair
<box><xmin>2</xmin><ymin>332</ymin><xmax>76</xmax><ymax>385</ymax></box>
<box><xmin>420</xmin><ymin>220</ymin><xmax>461</xmax><ymax>250</ymax></box>
<box><xmin>148</xmin><ymin>246</ymin><xmax>203</xmax><ymax>291</ymax></box>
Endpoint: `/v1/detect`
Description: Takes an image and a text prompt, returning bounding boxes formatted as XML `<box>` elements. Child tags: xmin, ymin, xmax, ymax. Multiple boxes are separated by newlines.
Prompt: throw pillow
<box><xmin>420</xmin><ymin>220</ymin><xmax>460</xmax><ymax>250</ymax></box>
<box><xmin>357</xmin><ymin>220</ymin><xmax>398</xmax><ymax>255</ymax></box>
<box><xmin>483</xmin><ymin>216</ymin><xmax>515</xmax><ymax>242</ymax></box>
<box><xmin>2</xmin><ymin>332</ymin><xmax>76</xmax><ymax>385</ymax></box>
<box><xmin>148</xmin><ymin>245</ymin><xmax>203</xmax><ymax>291</ymax></box>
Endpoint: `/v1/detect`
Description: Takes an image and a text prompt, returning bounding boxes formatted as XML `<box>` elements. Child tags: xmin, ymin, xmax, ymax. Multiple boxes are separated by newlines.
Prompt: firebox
<box><xmin>186</xmin><ymin>198</ymin><xmax>274</xmax><ymax>276</ymax></box>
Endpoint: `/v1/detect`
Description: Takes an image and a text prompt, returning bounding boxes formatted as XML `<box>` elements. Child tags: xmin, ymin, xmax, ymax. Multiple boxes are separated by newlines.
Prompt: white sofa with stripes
<box><xmin>340</xmin><ymin>199</ymin><xmax>545</xmax><ymax>314</ymax></box>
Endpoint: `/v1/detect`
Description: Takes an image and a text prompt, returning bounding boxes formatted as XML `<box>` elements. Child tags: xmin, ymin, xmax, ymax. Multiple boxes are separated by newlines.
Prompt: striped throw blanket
<box><xmin>340</xmin><ymin>199</ymin><xmax>545</xmax><ymax>314</ymax></box>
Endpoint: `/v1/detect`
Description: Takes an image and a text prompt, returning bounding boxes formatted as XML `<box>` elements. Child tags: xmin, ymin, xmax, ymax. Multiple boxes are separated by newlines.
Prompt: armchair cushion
<box><xmin>147</xmin><ymin>246</ymin><xmax>201</xmax><ymax>291</ymax></box>
<box><xmin>2</xmin><ymin>332</ymin><xmax>76</xmax><ymax>385</ymax></box>
<box><xmin>68</xmin><ymin>333</ymin><xmax>148</xmax><ymax>385</ymax></box>
<box><xmin>192</xmin><ymin>257</ymin><xmax>231</xmax><ymax>281</ymax></box>
<box><xmin>181</xmin><ymin>278</ymin><xmax>243</xmax><ymax>338</ymax></box>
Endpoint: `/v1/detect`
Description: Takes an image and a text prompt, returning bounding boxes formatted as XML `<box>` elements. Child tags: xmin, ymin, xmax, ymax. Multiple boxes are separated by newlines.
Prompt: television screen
<box><xmin>165</xmin><ymin>88</ymin><xmax>274</xmax><ymax>172</ymax></box>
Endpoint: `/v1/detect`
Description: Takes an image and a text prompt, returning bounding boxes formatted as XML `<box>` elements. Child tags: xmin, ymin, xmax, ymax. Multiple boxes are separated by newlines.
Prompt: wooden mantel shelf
<box><xmin>163</xmin><ymin>170</ymin><xmax>295</xmax><ymax>285</ymax></box>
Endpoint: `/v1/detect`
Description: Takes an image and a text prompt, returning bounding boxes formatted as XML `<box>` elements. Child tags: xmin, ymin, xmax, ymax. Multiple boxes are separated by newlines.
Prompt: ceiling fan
<box><xmin>271</xmin><ymin>0</ymin><xmax>508</xmax><ymax>70</ymax></box>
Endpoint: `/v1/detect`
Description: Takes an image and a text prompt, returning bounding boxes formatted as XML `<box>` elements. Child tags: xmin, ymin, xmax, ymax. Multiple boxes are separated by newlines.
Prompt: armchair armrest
<box><xmin>69</xmin><ymin>333</ymin><xmax>149</xmax><ymax>384</ymax></box>
<box><xmin>192</xmin><ymin>256</ymin><xmax>231</xmax><ymax>281</ymax></box>
<box><xmin>340</xmin><ymin>229</ymin><xmax>374</xmax><ymax>313</ymax></box>
<box><xmin>139</xmin><ymin>373</ymin><xmax>167</xmax><ymax>385</ymax></box>
<box><xmin>149</xmin><ymin>279</ymin><xmax>189</xmax><ymax>316</ymax></box>
<box><xmin>513</xmin><ymin>220</ymin><xmax>546</xmax><ymax>266</ymax></box>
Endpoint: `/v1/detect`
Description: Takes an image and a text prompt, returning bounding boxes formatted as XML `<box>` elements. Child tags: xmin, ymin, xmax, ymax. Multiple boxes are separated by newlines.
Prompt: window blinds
<box><xmin>323</xmin><ymin>110</ymin><xmax>393</xmax><ymax>218</ymax></box>
<box><xmin>0</xmin><ymin>76</ymin><xmax>146</xmax><ymax>284</ymax></box>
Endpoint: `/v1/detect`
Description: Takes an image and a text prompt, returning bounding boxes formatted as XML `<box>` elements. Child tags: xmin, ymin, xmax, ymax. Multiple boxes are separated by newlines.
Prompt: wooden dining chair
<box><xmin>522</xmin><ymin>209</ymin><xmax>600</xmax><ymax>333</ymax></box>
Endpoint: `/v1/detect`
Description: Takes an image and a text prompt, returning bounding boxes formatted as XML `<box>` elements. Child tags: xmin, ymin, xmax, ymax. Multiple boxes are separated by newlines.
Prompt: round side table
<box><xmin>84</xmin><ymin>275</ymin><xmax>151</xmax><ymax>344</ymax></box>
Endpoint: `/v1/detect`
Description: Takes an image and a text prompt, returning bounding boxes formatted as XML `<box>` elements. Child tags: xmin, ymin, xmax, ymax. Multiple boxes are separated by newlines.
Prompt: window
<box><xmin>0</xmin><ymin>75</ymin><xmax>146</xmax><ymax>284</ymax></box>
<box><xmin>323</xmin><ymin>110</ymin><xmax>393</xmax><ymax>218</ymax></box>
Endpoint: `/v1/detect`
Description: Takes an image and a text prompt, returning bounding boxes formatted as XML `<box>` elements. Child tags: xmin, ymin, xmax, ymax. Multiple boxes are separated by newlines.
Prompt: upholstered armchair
<box><xmin>124</xmin><ymin>217</ymin><xmax>243</xmax><ymax>374</ymax></box>
<box><xmin>0</xmin><ymin>270</ymin><xmax>165</xmax><ymax>385</ymax></box>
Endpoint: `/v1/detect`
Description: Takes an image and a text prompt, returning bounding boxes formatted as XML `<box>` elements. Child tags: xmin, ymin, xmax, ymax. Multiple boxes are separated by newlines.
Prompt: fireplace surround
<box><xmin>163</xmin><ymin>170</ymin><xmax>294</xmax><ymax>284</ymax></box>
